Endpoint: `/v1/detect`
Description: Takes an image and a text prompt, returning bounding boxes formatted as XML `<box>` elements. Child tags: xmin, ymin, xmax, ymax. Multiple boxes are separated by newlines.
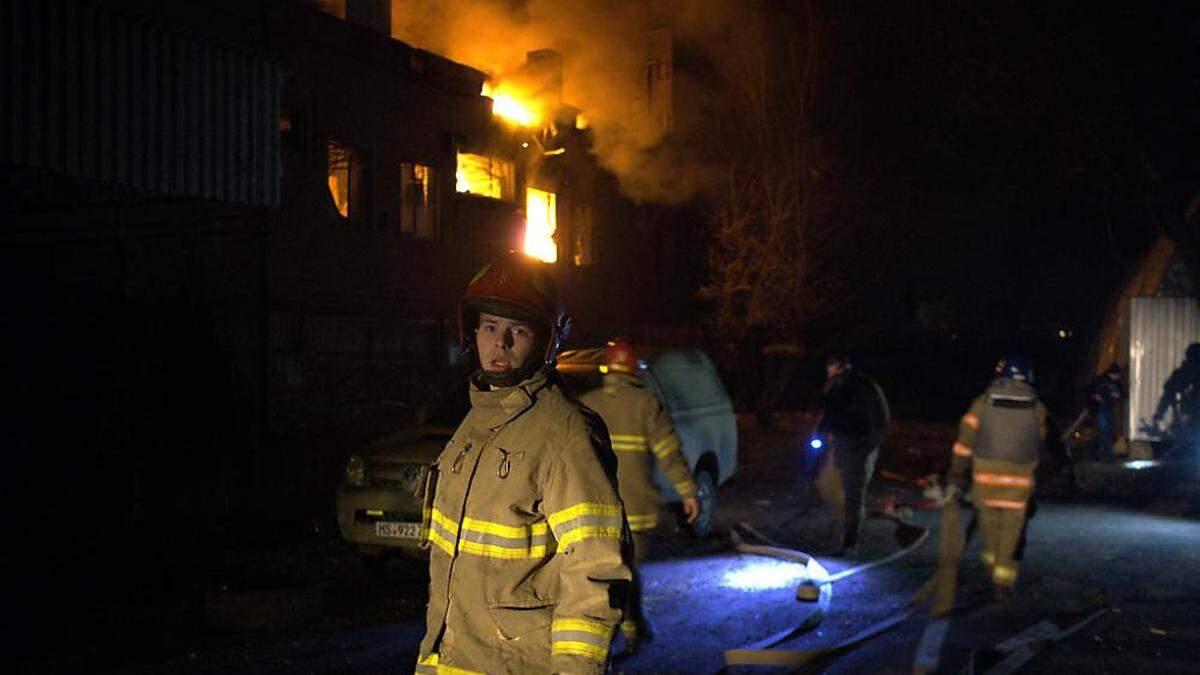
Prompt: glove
<box><xmin>943</xmin><ymin>483</ymin><xmax>961</xmax><ymax>503</ymax></box>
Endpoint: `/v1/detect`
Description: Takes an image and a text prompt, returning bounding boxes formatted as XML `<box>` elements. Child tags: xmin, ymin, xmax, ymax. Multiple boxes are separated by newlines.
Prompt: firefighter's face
<box><xmin>476</xmin><ymin>312</ymin><xmax>538</xmax><ymax>372</ymax></box>
<box><xmin>826</xmin><ymin>362</ymin><xmax>845</xmax><ymax>379</ymax></box>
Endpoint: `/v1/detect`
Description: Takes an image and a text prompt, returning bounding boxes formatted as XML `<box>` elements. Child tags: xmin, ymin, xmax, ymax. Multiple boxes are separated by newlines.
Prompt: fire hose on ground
<box><xmin>721</xmin><ymin>515</ymin><xmax>931</xmax><ymax>669</ymax></box>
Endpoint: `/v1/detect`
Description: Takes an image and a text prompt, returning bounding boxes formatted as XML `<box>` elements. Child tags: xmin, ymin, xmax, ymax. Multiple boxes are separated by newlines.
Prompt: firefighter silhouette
<box><xmin>1153</xmin><ymin>343</ymin><xmax>1200</xmax><ymax>444</ymax></box>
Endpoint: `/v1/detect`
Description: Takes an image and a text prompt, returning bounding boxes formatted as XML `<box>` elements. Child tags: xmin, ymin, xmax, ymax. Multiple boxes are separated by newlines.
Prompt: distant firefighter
<box><xmin>948</xmin><ymin>355</ymin><xmax>1046</xmax><ymax>599</ymax></box>
<box><xmin>1153</xmin><ymin>343</ymin><xmax>1200</xmax><ymax>444</ymax></box>
<box><xmin>815</xmin><ymin>355</ymin><xmax>890</xmax><ymax>556</ymax></box>
<box><xmin>579</xmin><ymin>337</ymin><xmax>700</xmax><ymax>657</ymax></box>
<box><xmin>1088</xmin><ymin>363</ymin><xmax>1124</xmax><ymax>457</ymax></box>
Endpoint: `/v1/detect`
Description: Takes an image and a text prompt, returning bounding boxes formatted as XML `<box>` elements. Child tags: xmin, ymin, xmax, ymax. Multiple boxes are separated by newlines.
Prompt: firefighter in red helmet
<box><xmin>578</xmin><ymin>337</ymin><xmax>700</xmax><ymax>657</ymax></box>
<box><xmin>417</xmin><ymin>252</ymin><xmax>632</xmax><ymax>675</ymax></box>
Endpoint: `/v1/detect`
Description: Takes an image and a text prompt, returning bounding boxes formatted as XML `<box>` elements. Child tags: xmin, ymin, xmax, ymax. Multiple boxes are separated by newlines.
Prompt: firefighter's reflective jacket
<box><xmin>950</xmin><ymin>377</ymin><xmax>1047</xmax><ymax>508</ymax></box>
<box><xmin>579</xmin><ymin>372</ymin><xmax>698</xmax><ymax>533</ymax></box>
<box><xmin>417</xmin><ymin>367</ymin><xmax>632</xmax><ymax>675</ymax></box>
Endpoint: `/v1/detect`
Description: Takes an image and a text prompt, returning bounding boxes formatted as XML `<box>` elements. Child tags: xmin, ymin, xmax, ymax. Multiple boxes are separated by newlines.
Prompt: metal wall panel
<box><xmin>0</xmin><ymin>0</ymin><xmax>283</xmax><ymax>207</ymax></box>
<box><xmin>1128</xmin><ymin>297</ymin><xmax>1200</xmax><ymax>441</ymax></box>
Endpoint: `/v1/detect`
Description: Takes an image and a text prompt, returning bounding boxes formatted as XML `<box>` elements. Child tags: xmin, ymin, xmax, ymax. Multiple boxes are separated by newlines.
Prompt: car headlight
<box><xmin>344</xmin><ymin>454</ymin><xmax>366</xmax><ymax>487</ymax></box>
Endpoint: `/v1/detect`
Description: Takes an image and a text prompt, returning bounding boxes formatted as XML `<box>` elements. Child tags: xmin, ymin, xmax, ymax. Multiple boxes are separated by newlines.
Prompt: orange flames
<box><xmin>524</xmin><ymin>188</ymin><xmax>558</xmax><ymax>263</ymax></box>
<box><xmin>482</xmin><ymin>81</ymin><xmax>541</xmax><ymax>128</ymax></box>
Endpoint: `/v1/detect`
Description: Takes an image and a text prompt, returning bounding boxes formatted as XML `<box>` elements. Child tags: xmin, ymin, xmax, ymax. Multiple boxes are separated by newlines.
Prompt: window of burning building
<box><xmin>571</xmin><ymin>204</ymin><xmax>594</xmax><ymax>267</ymax></box>
<box><xmin>525</xmin><ymin>188</ymin><xmax>558</xmax><ymax>263</ymax></box>
<box><xmin>400</xmin><ymin>162</ymin><xmax>437</xmax><ymax>239</ymax></box>
<box><xmin>455</xmin><ymin>152</ymin><xmax>515</xmax><ymax>201</ymax></box>
<box><xmin>327</xmin><ymin>140</ymin><xmax>367</xmax><ymax>222</ymax></box>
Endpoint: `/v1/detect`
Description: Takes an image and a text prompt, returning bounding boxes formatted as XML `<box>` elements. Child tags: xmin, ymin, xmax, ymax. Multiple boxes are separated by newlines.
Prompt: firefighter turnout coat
<box><xmin>417</xmin><ymin>367</ymin><xmax>632</xmax><ymax>675</ymax></box>
<box><xmin>579</xmin><ymin>372</ymin><xmax>699</xmax><ymax>533</ymax></box>
<box><xmin>950</xmin><ymin>377</ymin><xmax>1046</xmax><ymax>587</ymax></box>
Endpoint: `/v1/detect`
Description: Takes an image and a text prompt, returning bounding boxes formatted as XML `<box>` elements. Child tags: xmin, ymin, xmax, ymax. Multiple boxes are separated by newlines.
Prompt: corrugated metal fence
<box><xmin>1</xmin><ymin>0</ymin><xmax>282</xmax><ymax>206</ymax></box>
<box><xmin>1128</xmin><ymin>297</ymin><xmax>1200</xmax><ymax>441</ymax></box>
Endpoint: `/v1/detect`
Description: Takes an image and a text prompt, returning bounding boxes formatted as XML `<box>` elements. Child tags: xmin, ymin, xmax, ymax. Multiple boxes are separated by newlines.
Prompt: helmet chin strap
<box><xmin>474</xmin><ymin>362</ymin><xmax>540</xmax><ymax>389</ymax></box>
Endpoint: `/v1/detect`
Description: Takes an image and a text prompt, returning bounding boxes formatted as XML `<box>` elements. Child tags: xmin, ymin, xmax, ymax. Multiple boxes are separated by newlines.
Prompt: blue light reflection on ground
<box><xmin>719</xmin><ymin>558</ymin><xmax>807</xmax><ymax>590</ymax></box>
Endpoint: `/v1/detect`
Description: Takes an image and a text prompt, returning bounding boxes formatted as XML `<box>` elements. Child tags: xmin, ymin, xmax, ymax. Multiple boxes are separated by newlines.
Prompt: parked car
<box><xmin>334</xmin><ymin>347</ymin><xmax>738</xmax><ymax>559</ymax></box>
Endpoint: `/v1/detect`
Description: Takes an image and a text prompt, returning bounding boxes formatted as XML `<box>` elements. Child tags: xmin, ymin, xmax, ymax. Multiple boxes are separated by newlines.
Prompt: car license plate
<box><xmin>375</xmin><ymin>521</ymin><xmax>422</xmax><ymax>539</ymax></box>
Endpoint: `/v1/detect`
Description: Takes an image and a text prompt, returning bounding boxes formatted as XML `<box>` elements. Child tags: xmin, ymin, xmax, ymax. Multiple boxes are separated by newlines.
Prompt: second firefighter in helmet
<box><xmin>417</xmin><ymin>253</ymin><xmax>632</xmax><ymax>675</ymax></box>
<box><xmin>578</xmin><ymin>337</ymin><xmax>701</xmax><ymax>656</ymax></box>
<box><xmin>949</xmin><ymin>355</ymin><xmax>1046</xmax><ymax>599</ymax></box>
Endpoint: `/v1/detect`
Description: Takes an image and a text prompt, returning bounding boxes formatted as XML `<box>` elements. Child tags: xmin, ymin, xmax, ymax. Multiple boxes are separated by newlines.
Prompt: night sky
<box><xmin>831</xmin><ymin>0</ymin><xmax>1197</xmax><ymax>333</ymax></box>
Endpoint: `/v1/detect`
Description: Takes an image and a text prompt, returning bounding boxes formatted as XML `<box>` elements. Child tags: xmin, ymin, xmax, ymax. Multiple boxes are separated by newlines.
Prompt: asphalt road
<box><xmin>35</xmin><ymin>415</ymin><xmax>1199</xmax><ymax>674</ymax></box>
<box><xmin>107</xmin><ymin>499</ymin><xmax>1199</xmax><ymax>675</ymax></box>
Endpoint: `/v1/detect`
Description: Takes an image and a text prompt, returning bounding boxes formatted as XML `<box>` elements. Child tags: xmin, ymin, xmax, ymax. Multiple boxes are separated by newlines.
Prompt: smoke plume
<box><xmin>389</xmin><ymin>0</ymin><xmax>742</xmax><ymax>203</ymax></box>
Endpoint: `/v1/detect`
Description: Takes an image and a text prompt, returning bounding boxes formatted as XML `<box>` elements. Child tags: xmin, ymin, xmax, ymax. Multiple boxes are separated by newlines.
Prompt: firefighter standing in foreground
<box><xmin>578</xmin><ymin>338</ymin><xmax>701</xmax><ymax>656</ymax></box>
<box><xmin>815</xmin><ymin>355</ymin><xmax>890</xmax><ymax>556</ymax></box>
<box><xmin>948</xmin><ymin>355</ymin><xmax>1046</xmax><ymax>599</ymax></box>
<box><xmin>416</xmin><ymin>253</ymin><xmax>632</xmax><ymax>675</ymax></box>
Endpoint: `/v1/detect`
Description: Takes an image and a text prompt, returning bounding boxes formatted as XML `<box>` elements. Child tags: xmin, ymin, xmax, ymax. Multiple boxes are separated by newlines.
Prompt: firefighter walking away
<box><xmin>578</xmin><ymin>337</ymin><xmax>701</xmax><ymax>658</ymax></box>
<box><xmin>948</xmin><ymin>355</ymin><xmax>1046</xmax><ymax>599</ymax></box>
<box><xmin>416</xmin><ymin>252</ymin><xmax>633</xmax><ymax>675</ymax></box>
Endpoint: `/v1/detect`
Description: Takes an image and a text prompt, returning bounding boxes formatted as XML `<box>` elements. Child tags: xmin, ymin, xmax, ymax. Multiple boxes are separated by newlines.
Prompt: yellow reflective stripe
<box><xmin>980</xmin><ymin>549</ymin><xmax>996</xmax><ymax>566</ymax></box>
<box><xmin>547</xmin><ymin>502</ymin><xmax>624</xmax><ymax>530</ymax></box>
<box><xmin>652</xmin><ymin>434</ymin><xmax>680</xmax><ymax>457</ymax></box>
<box><xmin>552</xmin><ymin>641</ymin><xmax>609</xmax><ymax>661</ymax></box>
<box><xmin>417</xmin><ymin>653</ymin><xmax>484</xmax><ymax>675</ymax></box>
<box><xmin>620</xmin><ymin>620</ymin><xmax>638</xmax><ymax>637</ymax></box>
<box><xmin>558</xmin><ymin>525</ymin><xmax>623</xmax><ymax>548</ymax></box>
<box><xmin>974</xmin><ymin>472</ymin><xmax>1032</xmax><ymax>488</ymax></box>
<box><xmin>993</xmin><ymin>564</ymin><xmax>1018</xmax><ymax>585</ymax></box>
<box><xmin>953</xmin><ymin>442</ymin><xmax>973</xmax><ymax>457</ymax></box>
<box><xmin>429</xmin><ymin>510</ymin><xmax>555</xmax><ymax>558</ymax></box>
<box><xmin>430</xmin><ymin>509</ymin><xmax>460</xmax><ymax>535</ymax></box>
<box><xmin>611</xmin><ymin>434</ymin><xmax>648</xmax><ymax>453</ymax></box>
<box><xmin>427</xmin><ymin>528</ymin><xmax>456</xmax><ymax>556</ymax></box>
<box><xmin>961</xmin><ymin>413</ymin><xmax>980</xmax><ymax>430</ymax></box>
<box><xmin>610</xmin><ymin>434</ymin><xmax>647</xmax><ymax>443</ymax></box>
<box><xmin>982</xmin><ymin>498</ymin><xmax>1027</xmax><ymax>510</ymax></box>
<box><xmin>626</xmin><ymin>512</ymin><xmax>658</xmax><ymax>531</ymax></box>
<box><xmin>552</xmin><ymin>618</ymin><xmax>611</xmax><ymax>636</ymax></box>
<box><xmin>461</xmin><ymin>517</ymin><xmax>549</xmax><ymax>538</ymax></box>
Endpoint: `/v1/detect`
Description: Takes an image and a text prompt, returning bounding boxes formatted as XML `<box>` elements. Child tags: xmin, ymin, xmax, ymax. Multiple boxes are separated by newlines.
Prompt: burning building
<box><xmin>0</xmin><ymin>0</ymin><xmax>716</xmax><ymax>567</ymax></box>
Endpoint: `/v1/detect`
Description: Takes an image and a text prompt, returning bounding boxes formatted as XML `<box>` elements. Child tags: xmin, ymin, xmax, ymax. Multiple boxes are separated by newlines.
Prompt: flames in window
<box><xmin>456</xmin><ymin>152</ymin><xmax>513</xmax><ymax>200</ymax></box>
<box><xmin>327</xmin><ymin>141</ymin><xmax>352</xmax><ymax>218</ymax></box>
<box><xmin>524</xmin><ymin>188</ymin><xmax>557</xmax><ymax>263</ymax></box>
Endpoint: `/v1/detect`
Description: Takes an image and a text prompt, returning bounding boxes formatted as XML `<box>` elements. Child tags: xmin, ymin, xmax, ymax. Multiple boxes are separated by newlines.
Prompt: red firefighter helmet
<box><xmin>602</xmin><ymin>337</ymin><xmax>644</xmax><ymax>375</ymax></box>
<box><xmin>459</xmin><ymin>252</ymin><xmax>570</xmax><ymax>365</ymax></box>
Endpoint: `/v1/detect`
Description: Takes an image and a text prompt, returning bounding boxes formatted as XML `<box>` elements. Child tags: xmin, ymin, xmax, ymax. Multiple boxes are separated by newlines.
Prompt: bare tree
<box><xmin>702</xmin><ymin>1</ymin><xmax>842</xmax><ymax>421</ymax></box>
<box><xmin>704</xmin><ymin>1</ymin><xmax>843</xmax><ymax>342</ymax></box>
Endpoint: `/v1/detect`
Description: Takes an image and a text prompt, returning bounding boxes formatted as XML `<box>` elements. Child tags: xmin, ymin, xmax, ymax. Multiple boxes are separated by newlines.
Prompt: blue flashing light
<box><xmin>809</xmin><ymin>438</ymin><xmax>823</xmax><ymax>450</ymax></box>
